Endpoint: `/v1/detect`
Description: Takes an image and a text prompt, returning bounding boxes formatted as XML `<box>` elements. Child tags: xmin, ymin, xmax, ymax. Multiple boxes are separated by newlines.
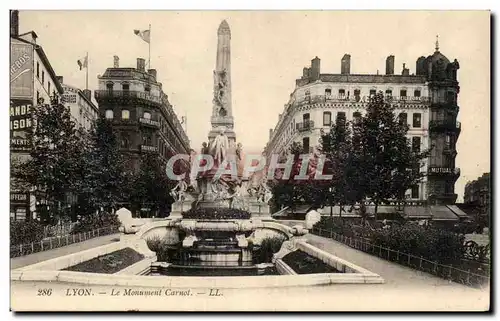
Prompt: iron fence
<box><xmin>312</xmin><ymin>227</ymin><xmax>490</xmax><ymax>289</ymax></box>
<box><xmin>42</xmin><ymin>222</ymin><xmax>78</xmax><ymax>238</ymax></box>
<box><xmin>10</xmin><ymin>225</ymin><xmax>119</xmax><ymax>258</ymax></box>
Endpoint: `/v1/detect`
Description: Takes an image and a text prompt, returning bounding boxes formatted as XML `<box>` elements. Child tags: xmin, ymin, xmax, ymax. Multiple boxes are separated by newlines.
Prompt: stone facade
<box><xmin>266</xmin><ymin>40</ymin><xmax>461</xmax><ymax>205</ymax></box>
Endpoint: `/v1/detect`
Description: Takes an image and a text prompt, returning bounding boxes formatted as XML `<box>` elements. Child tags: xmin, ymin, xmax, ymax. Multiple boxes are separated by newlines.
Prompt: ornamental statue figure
<box><xmin>210</xmin><ymin>126</ymin><xmax>229</xmax><ymax>164</ymax></box>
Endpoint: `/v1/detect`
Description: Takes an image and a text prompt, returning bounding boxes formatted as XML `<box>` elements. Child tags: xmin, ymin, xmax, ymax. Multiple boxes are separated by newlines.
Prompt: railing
<box><xmin>94</xmin><ymin>90</ymin><xmax>162</xmax><ymax>105</ymax></box>
<box><xmin>10</xmin><ymin>225</ymin><xmax>120</xmax><ymax>258</ymax></box>
<box><xmin>296</xmin><ymin>120</ymin><xmax>315</xmax><ymax>132</ymax></box>
<box><xmin>311</xmin><ymin>227</ymin><xmax>490</xmax><ymax>289</ymax></box>
<box><xmin>429</xmin><ymin>120</ymin><xmax>461</xmax><ymax>131</ymax></box>
<box><xmin>43</xmin><ymin>222</ymin><xmax>77</xmax><ymax>238</ymax></box>
<box><xmin>139</xmin><ymin>117</ymin><xmax>160</xmax><ymax>128</ymax></box>
<box><xmin>295</xmin><ymin>94</ymin><xmax>430</xmax><ymax>106</ymax></box>
<box><xmin>140</xmin><ymin>145</ymin><xmax>158</xmax><ymax>153</ymax></box>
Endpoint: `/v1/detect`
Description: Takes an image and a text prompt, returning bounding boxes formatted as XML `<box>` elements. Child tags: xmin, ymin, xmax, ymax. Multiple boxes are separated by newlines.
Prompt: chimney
<box><xmin>56</xmin><ymin>76</ymin><xmax>64</xmax><ymax>85</ymax></box>
<box><xmin>385</xmin><ymin>55</ymin><xmax>395</xmax><ymax>75</ymax></box>
<box><xmin>10</xmin><ymin>10</ymin><xmax>19</xmax><ymax>37</ymax></box>
<box><xmin>402</xmin><ymin>63</ymin><xmax>410</xmax><ymax>76</ymax></box>
<box><xmin>341</xmin><ymin>54</ymin><xmax>351</xmax><ymax>75</ymax></box>
<box><xmin>310</xmin><ymin>56</ymin><xmax>321</xmax><ymax>80</ymax></box>
<box><xmin>416</xmin><ymin>56</ymin><xmax>426</xmax><ymax>76</ymax></box>
<box><xmin>82</xmin><ymin>89</ymin><xmax>92</xmax><ymax>101</ymax></box>
<box><xmin>302</xmin><ymin>67</ymin><xmax>310</xmax><ymax>79</ymax></box>
<box><xmin>137</xmin><ymin>58</ymin><xmax>145</xmax><ymax>71</ymax></box>
<box><xmin>148</xmin><ymin>69</ymin><xmax>157</xmax><ymax>80</ymax></box>
<box><xmin>113</xmin><ymin>55</ymin><xmax>119</xmax><ymax>68</ymax></box>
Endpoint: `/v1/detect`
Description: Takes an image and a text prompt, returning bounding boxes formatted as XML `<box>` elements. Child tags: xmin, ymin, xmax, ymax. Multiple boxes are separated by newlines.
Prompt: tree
<box><xmin>269</xmin><ymin>142</ymin><xmax>327</xmax><ymax>213</ymax></box>
<box><xmin>73</xmin><ymin>118</ymin><xmax>129</xmax><ymax>218</ymax></box>
<box><xmin>129</xmin><ymin>153</ymin><xmax>175</xmax><ymax>218</ymax></box>
<box><xmin>358</xmin><ymin>92</ymin><xmax>430</xmax><ymax>219</ymax></box>
<box><xmin>319</xmin><ymin>116</ymin><xmax>365</xmax><ymax>219</ymax></box>
<box><xmin>18</xmin><ymin>96</ymin><xmax>83</xmax><ymax>223</ymax></box>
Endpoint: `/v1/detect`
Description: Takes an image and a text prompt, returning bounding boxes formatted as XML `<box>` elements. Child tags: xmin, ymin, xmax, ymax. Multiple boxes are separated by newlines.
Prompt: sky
<box><xmin>17</xmin><ymin>10</ymin><xmax>490</xmax><ymax>202</ymax></box>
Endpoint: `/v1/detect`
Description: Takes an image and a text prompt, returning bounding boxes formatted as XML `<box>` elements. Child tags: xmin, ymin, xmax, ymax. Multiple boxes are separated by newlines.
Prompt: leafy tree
<box><xmin>358</xmin><ymin>92</ymin><xmax>430</xmax><ymax>218</ymax></box>
<box><xmin>269</xmin><ymin>142</ymin><xmax>327</xmax><ymax>213</ymax></box>
<box><xmin>319</xmin><ymin>116</ymin><xmax>365</xmax><ymax>218</ymax></box>
<box><xmin>129</xmin><ymin>153</ymin><xmax>175</xmax><ymax>218</ymax></box>
<box><xmin>73</xmin><ymin>118</ymin><xmax>129</xmax><ymax>218</ymax></box>
<box><xmin>17</xmin><ymin>96</ymin><xmax>83</xmax><ymax>223</ymax></box>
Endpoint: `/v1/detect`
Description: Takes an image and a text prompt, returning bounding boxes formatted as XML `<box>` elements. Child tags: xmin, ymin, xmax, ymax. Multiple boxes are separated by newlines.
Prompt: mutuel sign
<box><xmin>10</xmin><ymin>40</ymin><xmax>33</xmax><ymax>99</ymax></box>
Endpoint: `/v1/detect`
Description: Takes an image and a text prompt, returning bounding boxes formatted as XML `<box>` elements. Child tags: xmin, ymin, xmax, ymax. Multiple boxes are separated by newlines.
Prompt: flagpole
<box><xmin>148</xmin><ymin>24</ymin><xmax>151</xmax><ymax>69</ymax></box>
<box><xmin>85</xmin><ymin>52</ymin><xmax>89</xmax><ymax>90</ymax></box>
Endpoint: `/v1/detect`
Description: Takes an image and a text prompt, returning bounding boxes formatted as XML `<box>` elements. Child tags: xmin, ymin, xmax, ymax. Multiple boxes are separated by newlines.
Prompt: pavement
<box><xmin>10</xmin><ymin>233</ymin><xmax>120</xmax><ymax>270</ymax></box>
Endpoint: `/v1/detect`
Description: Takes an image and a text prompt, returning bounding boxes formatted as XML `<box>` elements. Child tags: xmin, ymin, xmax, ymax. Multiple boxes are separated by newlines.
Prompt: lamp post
<box><xmin>329</xmin><ymin>186</ymin><xmax>334</xmax><ymax>217</ymax></box>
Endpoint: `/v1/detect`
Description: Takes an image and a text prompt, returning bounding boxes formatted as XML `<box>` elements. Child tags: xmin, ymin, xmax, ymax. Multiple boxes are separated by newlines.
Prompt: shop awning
<box><xmin>446</xmin><ymin>205</ymin><xmax>470</xmax><ymax>219</ymax></box>
<box><xmin>429</xmin><ymin>206</ymin><xmax>460</xmax><ymax>221</ymax></box>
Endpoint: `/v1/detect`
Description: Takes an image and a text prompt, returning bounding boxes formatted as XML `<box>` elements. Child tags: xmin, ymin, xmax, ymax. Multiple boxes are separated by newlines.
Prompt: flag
<box><xmin>77</xmin><ymin>55</ymin><xmax>88</xmax><ymax>70</ymax></box>
<box><xmin>134</xmin><ymin>29</ymin><xmax>150</xmax><ymax>44</ymax></box>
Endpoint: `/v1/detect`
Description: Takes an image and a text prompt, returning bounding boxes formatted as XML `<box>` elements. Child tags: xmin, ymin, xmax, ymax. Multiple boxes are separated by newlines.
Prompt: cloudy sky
<box><xmin>17</xmin><ymin>10</ymin><xmax>490</xmax><ymax>201</ymax></box>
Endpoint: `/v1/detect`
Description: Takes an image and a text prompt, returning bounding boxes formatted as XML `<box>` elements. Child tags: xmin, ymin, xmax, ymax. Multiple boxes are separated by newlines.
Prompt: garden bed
<box><xmin>62</xmin><ymin>247</ymin><xmax>144</xmax><ymax>274</ymax></box>
<box><xmin>282</xmin><ymin>250</ymin><xmax>340</xmax><ymax>274</ymax></box>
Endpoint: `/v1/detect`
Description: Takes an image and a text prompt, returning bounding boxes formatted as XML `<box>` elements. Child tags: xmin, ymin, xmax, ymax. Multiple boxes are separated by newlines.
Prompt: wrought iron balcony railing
<box><xmin>296</xmin><ymin>120</ymin><xmax>315</xmax><ymax>132</ymax></box>
<box><xmin>139</xmin><ymin>117</ymin><xmax>160</xmax><ymax>128</ymax></box>
<box><xmin>295</xmin><ymin>94</ymin><xmax>430</xmax><ymax>106</ymax></box>
<box><xmin>95</xmin><ymin>90</ymin><xmax>162</xmax><ymax>105</ymax></box>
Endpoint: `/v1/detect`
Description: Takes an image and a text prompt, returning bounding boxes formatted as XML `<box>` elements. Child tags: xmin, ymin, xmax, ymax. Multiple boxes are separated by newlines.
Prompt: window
<box><xmin>121</xmin><ymin>109</ymin><xmax>130</xmax><ymax>119</ymax></box>
<box><xmin>353</xmin><ymin>111</ymin><xmax>362</xmax><ymax>125</ymax></box>
<box><xmin>385</xmin><ymin>89</ymin><xmax>392</xmax><ymax>97</ymax></box>
<box><xmin>339</xmin><ymin>89</ymin><xmax>346</xmax><ymax>97</ymax></box>
<box><xmin>325</xmin><ymin>88</ymin><xmax>332</xmax><ymax>97</ymax></box>
<box><xmin>369</xmin><ymin>89</ymin><xmax>376</xmax><ymax>97</ymax></box>
<box><xmin>48</xmin><ymin>82</ymin><xmax>51</xmax><ymax>95</ymax></box>
<box><xmin>145</xmin><ymin>85</ymin><xmax>151</xmax><ymax>92</ymax></box>
<box><xmin>412</xmin><ymin>136</ymin><xmax>421</xmax><ymax>153</ymax></box>
<box><xmin>414</xmin><ymin>89</ymin><xmax>421</xmax><ymax>97</ymax></box>
<box><xmin>411</xmin><ymin>185</ymin><xmax>419</xmax><ymax>199</ymax></box>
<box><xmin>323</xmin><ymin>111</ymin><xmax>332</xmax><ymax>126</ymax></box>
<box><xmin>36</xmin><ymin>91</ymin><xmax>40</xmax><ymax>104</ymax></box>
<box><xmin>413</xmin><ymin>113</ymin><xmax>422</xmax><ymax>128</ymax></box>
<box><xmin>354</xmin><ymin>89</ymin><xmax>361</xmax><ymax>102</ymax></box>
<box><xmin>400</xmin><ymin>89</ymin><xmax>407</xmax><ymax>98</ymax></box>
<box><xmin>105</xmin><ymin>109</ymin><xmax>114</xmax><ymax>119</ymax></box>
<box><xmin>303</xmin><ymin>113</ymin><xmax>310</xmax><ymax>122</ymax></box>
<box><xmin>447</xmin><ymin>91</ymin><xmax>456</xmax><ymax>104</ymax></box>
<box><xmin>42</xmin><ymin>71</ymin><xmax>45</xmax><ymax>85</ymax></box>
<box><xmin>143</xmin><ymin>133</ymin><xmax>152</xmax><ymax>145</ymax></box>
<box><xmin>122</xmin><ymin>83</ymin><xmax>130</xmax><ymax>91</ymax></box>
<box><xmin>302</xmin><ymin>137</ymin><xmax>310</xmax><ymax>154</ymax></box>
<box><xmin>121</xmin><ymin>135</ymin><xmax>130</xmax><ymax>148</ymax></box>
<box><xmin>143</xmin><ymin>111</ymin><xmax>151</xmax><ymax>119</ymax></box>
<box><xmin>305</xmin><ymin>90</ymin><xmax>311</xmax><ymax>100</ymax></box>
<box><xmin>36</xmin><ymin>62</ymin><xmax>40</xmax><ymax>78</ymax></box>
<box><xmin>106</xmin><ymin>83</ymin><xmax>113</xmax><ymax>93</ymax></box>
<box><xmin>445</xmin><ymin>135</ymin><xmax>451</xmax><ymax>149</ymax></box>
<box><xmin>399</xmin><ymin>113</ymin><xmax>407</xmax><ymax>126</ymax></box>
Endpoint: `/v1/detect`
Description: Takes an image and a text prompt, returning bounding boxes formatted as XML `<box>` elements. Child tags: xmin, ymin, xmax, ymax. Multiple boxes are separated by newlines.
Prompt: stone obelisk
<box><xmin>208</xmin><ymin>20</ymin><xmax>236</xmax><ymax>144</ymax></box>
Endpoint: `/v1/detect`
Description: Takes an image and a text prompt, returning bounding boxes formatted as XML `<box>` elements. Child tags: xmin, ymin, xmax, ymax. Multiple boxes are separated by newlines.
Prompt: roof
<box><xmin>404</xmin><ymin>206</ymin><xmax>432</xmax><ymax>219</ymax></box>
<box><xmin>61</xmin><ymin>83</ymin><xmax>98</xmax><ymax>113</ymax></box>
<box><xmin>296</xmin><ymin>73</ymin><xmax>427</xmax><ymax>87</ymax></box>
<box><xmin>429</xmin><ymin>206</ymin><xmax>459</xmax><ymax>221</ymax></box>
<box><xmin>446</xmin><ymin>205</ymin><xmax>469</xmax><ymax>219</ymax></box>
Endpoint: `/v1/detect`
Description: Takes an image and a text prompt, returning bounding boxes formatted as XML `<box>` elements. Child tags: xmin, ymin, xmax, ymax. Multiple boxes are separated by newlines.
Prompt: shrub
<box><xmin>10</xmin><ymin>220</ymin><xmax>45</xmax><ymax>245</ymax></box>
<box><xmin>182</xmin><ymin>208</ymin><xmax>251</xmax><ymax>220</ymax></box>
<box><xmin>254</xmin><ymin>235</ymin><xmax>286</xmax><ymax>263</ymax></box>
<box><xmin>71</xmin><ymin>212</ymin><xmax>120</xmax><ymax>234</ymax></box>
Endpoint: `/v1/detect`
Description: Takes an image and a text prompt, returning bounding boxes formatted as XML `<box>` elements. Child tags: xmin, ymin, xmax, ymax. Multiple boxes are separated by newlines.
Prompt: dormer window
<box><xmin>414</xmin><ymin>89</ymin><xmax>421</xmax><ymax>97</ymax></box>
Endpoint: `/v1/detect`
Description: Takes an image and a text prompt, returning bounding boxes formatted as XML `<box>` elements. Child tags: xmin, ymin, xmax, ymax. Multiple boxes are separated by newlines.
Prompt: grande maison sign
<box><xmin>10</xmin><ymin>104</ymin><xmax>32</xmax><ymax>131</ymax></box>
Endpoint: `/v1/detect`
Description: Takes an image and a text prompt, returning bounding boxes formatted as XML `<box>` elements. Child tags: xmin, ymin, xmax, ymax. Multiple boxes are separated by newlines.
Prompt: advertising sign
<box><xmin>10</xmin><ymin>40</ymin><xmax>33</xmax><ymax>99</ymax></box>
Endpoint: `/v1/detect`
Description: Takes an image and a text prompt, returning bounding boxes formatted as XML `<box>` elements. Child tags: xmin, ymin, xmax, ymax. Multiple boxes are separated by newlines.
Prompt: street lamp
<box><xmin>329</xmin><ymin>186</ymin><xmax>334</xmax><ymax>217</ymax></box>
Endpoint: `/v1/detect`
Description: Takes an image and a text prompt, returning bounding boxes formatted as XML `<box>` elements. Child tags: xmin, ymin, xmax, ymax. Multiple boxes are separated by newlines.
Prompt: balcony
<box><xmin>297</xmin><ymin>120</ymin><xmax>314</xmax><ymax>132</ymax></box>
<box><xmin>139</xmin><ymin>117</ymin><xmax>160</xmax><ymax>129</ymax></box>
<box><xmin>295</xmin><ymin>94</ymin><xmax>430</xmax><ymax>106</ymax></box>
<box><xmin>428</xmin><ymin>166</ymin><xmax>460</xmax><ymax>178</ymax></box>
<box><xmin>95</xmin><ymin>90</ymin><xmax>162</xmax><ymax>106</ymax></box>
<box><xmin>140</xmin><ymin>145</ymin><xmax>158</xmax><ymax>153</ymax></box>
<box><xmin>429</xmin><ymin>120</ymin><xmax>461</xmax><ymax>132</ymax></box>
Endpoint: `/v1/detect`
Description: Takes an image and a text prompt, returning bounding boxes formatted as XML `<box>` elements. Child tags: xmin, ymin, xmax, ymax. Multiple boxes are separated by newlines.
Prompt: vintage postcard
<box><xmin>9</xmin><ymin>10</ymin><xmax>491</xmax><ymax>312</ymax></box>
